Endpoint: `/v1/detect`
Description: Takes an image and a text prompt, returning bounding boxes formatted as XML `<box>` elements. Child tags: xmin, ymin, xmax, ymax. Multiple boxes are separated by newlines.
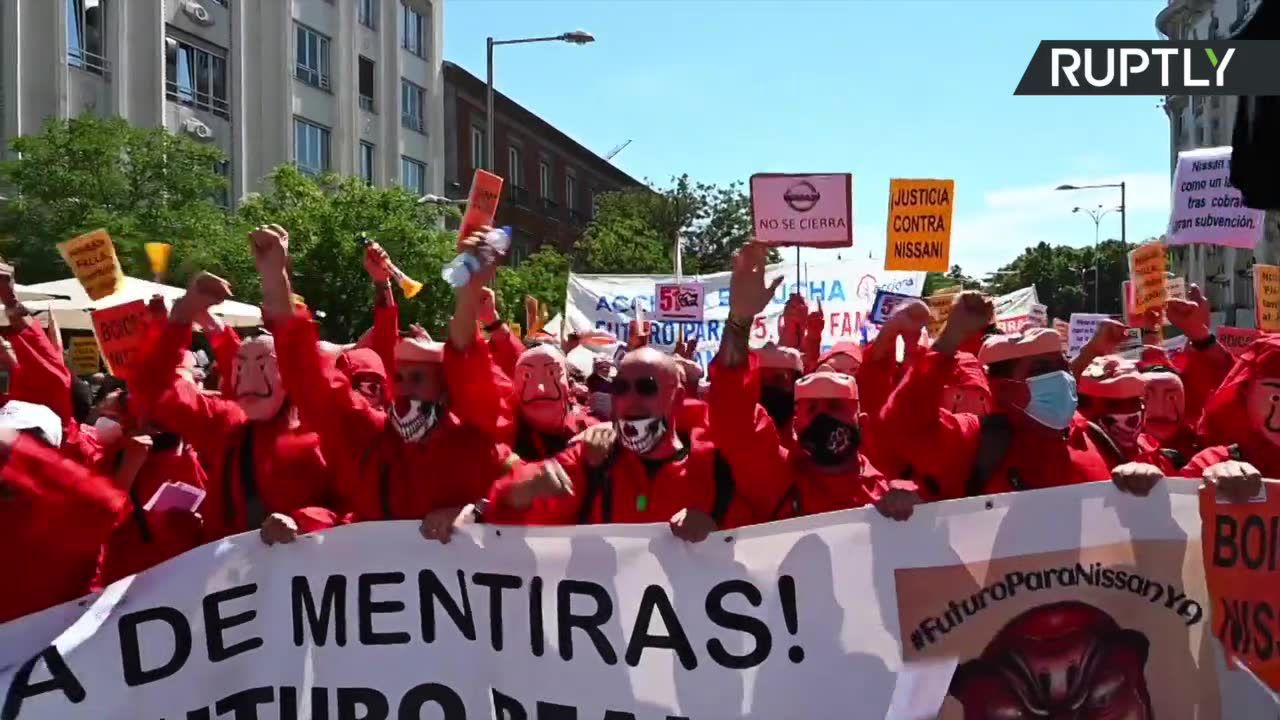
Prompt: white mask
<box><xmin>616</xmin><ymin>417</ymin><xmax>666</xmax><ymax>455</ymax></box>
<box><xmin>1100</xmin><ymin>410</ymin><xmax>1145</xmax><ymax>450</ymax></box>
<box><xmin>392</xmin><ymin>399</ymin><xmax>438</xmax><ymax>443</ymax></box>
<box><xmin>94</xmin><ymin>416</ymin><xmax>124</xmax><ymax>445</ymax></box>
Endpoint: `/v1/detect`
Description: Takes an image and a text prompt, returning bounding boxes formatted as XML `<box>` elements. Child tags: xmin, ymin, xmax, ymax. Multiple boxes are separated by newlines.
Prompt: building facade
<box><xmin>0</xmin><ymin>0</ymin><xmax>445</xmax><ymax>206</ymax></box>
<box><xmin>441</xmin><ymin>60</ymin><xmax>644</xmax><ymax>264</ymax></box>
<box><xmin>1156</xmin><ymin>0</ymin><xmax>1278</xmax><ymax>329</ymax></box>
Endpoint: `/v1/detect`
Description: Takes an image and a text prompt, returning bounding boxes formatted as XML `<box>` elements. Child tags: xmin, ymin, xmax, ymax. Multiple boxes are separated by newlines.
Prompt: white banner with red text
<box><xmin>0</xmin><ymin>482</ymin><xmax>1272</xmax><ymax>719</ymax></box>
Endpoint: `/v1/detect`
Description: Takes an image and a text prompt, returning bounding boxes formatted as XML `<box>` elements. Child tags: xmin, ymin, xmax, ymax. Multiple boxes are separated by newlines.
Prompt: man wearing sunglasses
<box><xmin>708</xmin><ymin>243</ymin><xmax>919</xmax><ymax>522</ymax></box>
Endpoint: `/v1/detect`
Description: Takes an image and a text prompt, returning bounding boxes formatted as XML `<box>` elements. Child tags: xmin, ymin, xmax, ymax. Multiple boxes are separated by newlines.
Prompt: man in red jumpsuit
<box><xmin>1140</xmin><ymin>367</ymin><xmax>1196</xmax><ymax>467</ymax></box>
<box><xmin>880</xmin><ymin>292</ymin><xmax>1164</xmax><ymax>499</ymax></box>
<box><xmin>1076</xmin><ymin>355</ymin><xmax>1175</xmax><ymax>473</ymax></box>
<box><xmin>485</xmin><ymin>342</ymin><xmax>597</xmax><ymax>462</ymax></box>
<box><xmin>253</xmin><ymin>226</ymin><xmax>513</xmax><ymax>544</ymax></box>
<box><xmin>130</xmin><ymin>259</ymin><xmax>338</xmax><ymax>544</ymax></box>
<box><xmin>708</xmin><ymin>242</ymin><xmax>918</xmax><ymax>521</ymax></box>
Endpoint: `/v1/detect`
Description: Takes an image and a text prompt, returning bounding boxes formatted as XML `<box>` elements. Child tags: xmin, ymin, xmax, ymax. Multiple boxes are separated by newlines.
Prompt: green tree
<box><xmin>233</xmin><ymin>166</ymin><xmax>459</xmax><ymax>341</ymax></box>
<box><xmin>495</xmin><ymin>246</ymin><xmax>570</xmax><ymax>324</ymax></box>
<box><xmin>923</xmin><ymin>264</ymin><xmax>983</xmax><ymax>296</ymax></box>
<box><xmin>576</xmin><ymin>175</ymin><xmax>776</xmax><ymax>276</ymax></box>
<box><xmin>0</xmin><ymin>116</ymin><xmax>233</xmax><ymax>282</ymax></box>
<box><xmin>984</xmin><ymin>240</ymin><xmax>1129</xmax><ymax>321</ymax></box>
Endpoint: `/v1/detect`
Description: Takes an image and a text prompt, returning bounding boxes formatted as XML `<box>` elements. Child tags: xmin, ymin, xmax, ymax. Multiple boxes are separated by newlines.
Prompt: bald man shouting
<box><xmin>485</xmin><ymin>342</ymin><xmax>758</xmax><ymax>542</ymax></box>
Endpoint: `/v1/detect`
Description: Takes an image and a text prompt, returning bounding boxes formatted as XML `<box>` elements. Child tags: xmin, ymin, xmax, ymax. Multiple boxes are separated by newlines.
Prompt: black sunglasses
<box><xmin>610</xmin><ymin>376</ymin><xmax>659</xmax><ymax>397</ymax></box>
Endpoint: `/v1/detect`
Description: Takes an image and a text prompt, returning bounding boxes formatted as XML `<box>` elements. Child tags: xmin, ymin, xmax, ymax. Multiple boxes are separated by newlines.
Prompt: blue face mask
<box><xmin>1022</xmin><ymin>370</ymin><xmax>1078</xmax><ymax>430</ymax></box>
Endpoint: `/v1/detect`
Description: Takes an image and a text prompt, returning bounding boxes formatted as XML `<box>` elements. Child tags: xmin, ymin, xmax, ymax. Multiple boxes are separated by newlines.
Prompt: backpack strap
<box><xmin>1084</xmin><ymin>421</ymin><xmax>1125</xmax><ymax>467</ymax></box>
<box><xmin>710</xmin><ymin>450</ymin><xmax>736</xmax><ymax>526</ymax></box>
<box><xmin>1228</xmin><ymin>443</ymin><xmax>1244</xmax><ymax>462</ymax></box>
<box><xmin>577</xmin><ymin>448</ymin><xmax>618</xmax><ymax>525</ymax></box>
<box><xmin>769</xmin><ymin>484</ymin><xmax>801</xmax><ymax>521</ymax></box>
<box><xmin>901</xmin><ymin>463</ymin><xmax>941</xmax><ymax>498</ymax></box>
<box><xmin>967</xmin><ymin>414</ymin><xmax>1013</xmax><ymax>497</ymax></box>
<box><xmin>127</xmin><ymin>485</ymin><xmax>153</xmax><ymax>544</ymax></box>
<box><xmin>1159</xmin><ymin>447</ymin><xmax>1187</xmax><ymax>470</ymax></box>
<box><xmin>357</xmin><ymin>441</ymin><xmax>392</xmax><ymax>520</ymax></box>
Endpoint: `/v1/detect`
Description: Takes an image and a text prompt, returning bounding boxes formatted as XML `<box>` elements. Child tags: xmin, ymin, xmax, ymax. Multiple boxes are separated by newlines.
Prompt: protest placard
<box><xmin>1067</xmin><ymin>313</ymin><xmax>1110</xmax><ymax>358</ymax></box>
<box><xmin>1167</xmin><ymin>146</ymin><xmax>1266</xmax><ymax>250</ymax></box>
<box><xmin>90</xmin><ymin>300</ymin><xmax>150</xmax><ymax>376</ymax></box>
<box><xmin>1253</xmin><ymin>264</ymin><xmax>1280</xmax><ymax>332</ymax></box>
<box><xmin>1128</xmin><ymin>242</ymin><xmax>1168</xmax><ymax>315</ymax></box>
<box><xmin>1028</xmin><ymin>303</ymin><xmax>1047</xmax><ymax>328</ymax></box>
<box><xmin>653</xmin><ymin>282</ymin><xmax>706</xmax><ymax>322</ymax></box>
<box><xmin>1052</xmin><ymin>318</ymin><xmax>1070</xmax><ymax>352</ymax></box>
<box><xmin>56</xmin><ymin>228</ymin><xmax>125</xmax><ymax>300</ymax></box>
<box><xmin>1218</xmin><ymin>326</ymin><xmax>1260</xmax><ymax>356</ymax></box>
<box><xmin>869</xmin><ymin>289</ymin><xmax>916</xmax><ymax>325</ymax></box>
<box><xmin>68</xmin><ymin>336</ymin><xmax>101</xmax><ymax>376</ymax></box>
<box><xmin>749</xmin><ymin>173</ymin><xmax>853</xmax><ymax>248</ymax></box>
<box><xmin>884</xmin><ymin>179</ymin><xmax>955</xmax><ymax>272</ymax></box>
<box><xmin>926</xmin><ymin>291</ymin><xmax>959</xmax><ymax>338</ymax></box>
<box><xmin>1167</xmin><ymin>276</ymin><xmax>1187</xmax><ymax>300</ymax></box>
<box><xmin>458</xmin><ymin>169</ymin><xmax>503</xmax><ymax>241</ymax></box>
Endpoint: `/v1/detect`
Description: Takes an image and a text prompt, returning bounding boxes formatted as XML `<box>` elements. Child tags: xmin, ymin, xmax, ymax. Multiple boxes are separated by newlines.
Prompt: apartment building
<box><xmin>0</xmin><ymin>0</ymin><xmax>445</xmax><ymax>206</ymax></box>
<box><xmin>1156</xmin><ymin>0</ymin><xmax>1279</xmax><ymax>328</ymax></box>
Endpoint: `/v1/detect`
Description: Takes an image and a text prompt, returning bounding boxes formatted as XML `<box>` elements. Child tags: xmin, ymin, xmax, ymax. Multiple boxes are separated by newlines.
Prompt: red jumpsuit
<box><xmin>880</xmin><ymin>349</ymin><xmax>1112</xmax><ymax>499</ymax></box>
<box><xmin>93</xmin><ymin>440</ymin><xmax>207</xmax><ymax>585</ymax></box>
<box><xmin>1</xmin><ymin>319</ymin><xmax>92</xmax><ymax>457</ymax></box>
<box><xmin>1183</xmin><ymin>334</ymin><xmax>1280</xmax><ymax>479</ymax></box>
<box><xmin>0</xmin><ymin>436</ymin><xmax>126</xmax><ymax>623</ymax></box>
<box><xmin>709</xmin><ymin>356</ymin><xmax>900</xmax><ymax>521</ymax></box>
<box><xmin>274</xmin><ymin>309</ymin><xmax>512</xmax><ymax>522</ymax></box>
<box><xmin>130</xmin><ymin>320</ymin><xmax>338</xmax><ymax>541</ymax></box>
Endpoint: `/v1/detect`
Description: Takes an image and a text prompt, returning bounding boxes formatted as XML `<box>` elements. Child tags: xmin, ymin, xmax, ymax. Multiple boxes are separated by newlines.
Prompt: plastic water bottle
<box><xmin>441</xmin><ymin>227</ymin><xmax>511</xmax><ymax>288</ymax></box>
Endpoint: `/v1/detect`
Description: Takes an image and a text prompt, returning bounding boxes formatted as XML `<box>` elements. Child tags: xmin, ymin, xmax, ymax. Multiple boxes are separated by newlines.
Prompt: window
<box><xmin>213</xmin><ymin>161</ymin><xmax>231</xmax><ymax>207</ymax></box>
<box><xmin>401</xmin><ymin>4</ymin><xmax>426</xmax><ymax>58</ymax></box>
<box><xmin>166</xmin><ymin>34</ymin><xmax>230</xmax><ymax>120</ymax></box>
<box><xmin>401</xmin><ymin>157</ymin><xmax>426</xmax><ymax>194</ymax></box>
<box><xmin>360</xmin><ymin>142</ymin><xmax>375</xmax><ymax>185</ymax></box>
<box><xmin>565</xmin><ymin>174</ymin><xmax>577</xmax><ymax>210</ymax></box>
<box><xmin>358</xmin><ymin>57</ymin><xmax>375</xmax><ymax>112</ymax></box>
<box><xmin>539</xmin><ymin>161</ymin><xmax>552</xmax><ymax>199</ymax></box>
<box><xmin>400</xmin><ymin>80</ymin><xmax>425</xmax><ymax>132</ymax></box>
<box><xmin>293</xmin><ymin>118</ymin><xmax>330</xmax><ymax>175</ymax></box>
<box><xmin>470</xmin><ymin>126</ymin><xmax>485</xmax><ymax>170</ymax></box>
<box><xmin>67</xmin><ymin>0</ymin><xmax>108</xmax><ymax>76</ymax></box>
<box><xmin>359</xmin><ymin>0</ymin><xmax>377</xmax><ymax>29</ymax></box>
<box><xmin>507</xmin><ymin>146</ymin><xmax>523</xmax><ymax>188</ymax></box>
<box><xmin>294</xmin><ymin>24</ymin><xmax>331</xmax><ymax>90</ymax></box>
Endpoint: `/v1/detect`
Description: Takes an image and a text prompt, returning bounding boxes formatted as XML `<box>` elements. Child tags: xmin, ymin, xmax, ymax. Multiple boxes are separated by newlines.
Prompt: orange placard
<box><xmin>90</xmin><ymin>300</ymin><xmax>151</xmax><ymax>376</ymax></box>
<box><xmin>1127</xmin><ymin>242</ymin><xmax>1168</xmax><ymax>315</ymax></box>
<box><xmin>885</xmin><ymin>179</ymin><xmax>955</xmax><ymax>272</ymax></box>
<box><xmin>57</xmin><ymin>228</ymin><xmax>125</xmax><ymax>300</ymax></box>
<box><xmin>1254</xmin><ymin>264</ymin><xmax>1280</xmax><ymax>332</ymax></box>
<box><xmin>925</xmin><ymin>291</ymin><xmax>959</xmax><ymax>338</ymax></box>
<box><xmin>1201</xmin><ymin>481</ymin><xmax>1280</xmax><ymax>693</ymax></box>
<box><xmin>458</xmin><ymin>169</ymin><xmax>504</xmax><ymax>242</ymax></box>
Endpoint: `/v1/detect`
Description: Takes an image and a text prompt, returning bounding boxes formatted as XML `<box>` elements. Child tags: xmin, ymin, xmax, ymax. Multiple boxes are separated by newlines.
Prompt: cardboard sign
<box><xmin>1167</xmin><ymin>276</ymin><xmax>1188</xmax><ymax>301</ymax></box>
<box><xmin>884</xmin><ymin>179</ymin><xmax>955</xmax><ymax>272</ymax></box>
<box><xmin>653</xmin><ymin>282</ymin><xmax>705</xmax><ymax>322</ymax></box>
<box><xmin>68</xmin><ymin>336</ymin><xmax>101</xmax><ymax>376</ymax></box>
<box><xmin>1128</xmin><ymin>242</ymin><xmax>1168</xmax><ymax>315</ymax></box>
<box><xmin>1028</xmin><ymin>303</ymin><xmax>1048</xmax><ymax>328</ymax></box>
<box><xmin>90</xmin><ymin>300</ymin><xmax>150</xmax><ymax>376</ymax></box>
<box><xmin>1168</xmin><ymin>146</ymin><xmax>1265</xmax><ymax>250</ymax></box>
<box><xmin>1254</xmin><ymin>264</ymin><xmax>1280</xmax><ymax>332</ymax></box>
<box><xmin>869</xmin><ymin>289</ymin><xmax>916</xmax><ymax>325</ymax></box>
<box><xmin>749</xmin><ymin>173</ymin><xmax>853</xmax><ymax>248</ymax></box>
<box><xmin>56</xmin><ymin>228</ymin><xmax>125</xmax><ymax>300</ymax></box>
<box><xmin>1052</xmin><ymin>318</ymin><xmax>1070</xmax><ymax>352</ymax></box>
<box><xmin>925</xmin><ymin>291</ymin><xmax>959</xmax><ymax>338</ymax></box>
<box><xmin>458</xmin><ymin>169</ymin><xmax>504</xmax><ymax>241</ymax></box>
<box><xmin>1218</xmin><ymin>326</ymin><xmax>1260</xmax><ymax>356</ymax></box>
<box><xmin>1067</xmin><ymin>313</ymin><xmax>1111</xmax><ymax>358</ymax></box>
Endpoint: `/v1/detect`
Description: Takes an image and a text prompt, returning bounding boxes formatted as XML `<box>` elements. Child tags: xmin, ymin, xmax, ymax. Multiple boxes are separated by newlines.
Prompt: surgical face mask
<box><xmin>94</xmin><ymin>416</ymin><xmax>124</xmax><ymax>445</ymax></box>
<box><xmin>588</xmin><ymin>391</ymin><xmax>613</xmax><ymax>420</ymax></box>
<box><xmin>759</xmin><ymin>385</ymin><xmax>796</xmax><ymax>427</ymax></box>
<box><xmin>798</xmin><ymin>413</ymin><xmax>861</xmax><ymax>467</ymax></box>
<box><xmin>1100</xmin><ymin>410</ymin><xmax>1145</xmax><ymax>450</ymax></box>
<box><xmin>616</xmin><ymin>417</ymin><xmax>667</xmax><ymax>455</ymax></box>
<box><xmin>392</xmin><ymin>398</ymin><xmax>438</xmax><ymax>443</ymax></box>
<box><xmin>1023</xmin><ymin>371</ymin><xmax>1078</xmax><ymax>431</ymax></box>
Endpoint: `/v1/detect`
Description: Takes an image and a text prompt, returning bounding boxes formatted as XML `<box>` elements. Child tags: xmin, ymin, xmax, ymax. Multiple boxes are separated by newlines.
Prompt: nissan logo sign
<box><xmin>783</xmin><ymin>181</ymin><xmax>820</xmax><ymax>213</ymax></box>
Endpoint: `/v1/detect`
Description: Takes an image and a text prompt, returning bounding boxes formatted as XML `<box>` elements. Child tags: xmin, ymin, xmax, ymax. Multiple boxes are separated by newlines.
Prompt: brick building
<box><xmin>441</xmin><ymin>60</ymin><xmax>644</xmax><ymax>264</ymax></box>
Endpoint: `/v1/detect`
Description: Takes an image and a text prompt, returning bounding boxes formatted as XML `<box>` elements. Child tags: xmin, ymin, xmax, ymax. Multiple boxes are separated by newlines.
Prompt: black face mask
<box><xmin>759</xmin><ymin>385</ymin><xmax>796</xmax><ymax>427</ymax></box>
<box><xmin>799</xmin><ymin>413</ymin><xmax>861</xmax><ymax>467</ymax></box>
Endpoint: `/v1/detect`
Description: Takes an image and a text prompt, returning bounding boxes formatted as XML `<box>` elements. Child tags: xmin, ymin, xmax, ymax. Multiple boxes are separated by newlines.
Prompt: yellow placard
<box><xmin>925</xmin><ymin>291</ymin><xmax>960</xmax><ymax>338</ymax></box>
<box><xmin>1255</xmin><ymin>264</ymin><xmax>1280</xmax><ymax>332</ymax></box>
<box><xmin>1127</xmin><ymin>242</ymin><xmax>1168</xmax><ymax>315</ymax></box>
<box><xmin>144</xmin><ymin>242</ymin><xmax>173</xmax><ymax>276</ymax></box>
<box><xmin>885</xmin><ymin>179</ymin><xmax>955</xmax><ymax>272</ymax></box>
<box><xmin>509</xmin><ymin>323</ymin><xmax>523</xmax><ymax>338</ymax></box>
<box><xmin>56</xmin><ymin>228</ymin><xmax>125</xmax><ymax>300</ymax></box>
<box><xmin>68</xmin><ymin>335</ymin><xmax>101</xmax><ymax>376</ymax></box>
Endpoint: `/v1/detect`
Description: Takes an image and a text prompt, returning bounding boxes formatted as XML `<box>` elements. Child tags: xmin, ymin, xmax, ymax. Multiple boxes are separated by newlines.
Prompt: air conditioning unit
<box><xmin>182</xmin><ymin>117</ymin><xmax>213</xmax><ymax>140</ymax></box>
<box><xmin>182</xmin><ymin>1</ymin><xmax>213</xmax><ymax>26</ymax></box>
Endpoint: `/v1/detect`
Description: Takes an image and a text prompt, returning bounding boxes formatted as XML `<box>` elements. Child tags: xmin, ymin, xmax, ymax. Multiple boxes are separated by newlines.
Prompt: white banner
<box><xmin>1167</xmin><ymin>146</ymin><xmax>1266</xmax><ymax>250</ymax></box>
<box><xmin>2</xmin><ymin>482</ymin><xmax>1273</xmax><ymax>719</ymax></box>
<box><xmin>562</xmin><ymin>259</ymin><xmax>925</xmax><ymax>368</ymax></box>
<box><xmin>992</xmin><ymin>286</ymin><xmax>1041</xmax><ymax>334</ymax></box>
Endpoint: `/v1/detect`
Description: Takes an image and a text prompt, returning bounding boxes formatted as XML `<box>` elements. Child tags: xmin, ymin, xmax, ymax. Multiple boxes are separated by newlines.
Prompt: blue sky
<box><xmin>445</xmin><ymin>0</ymin><xmax>1173</xmax><ymax>277</ymax></box>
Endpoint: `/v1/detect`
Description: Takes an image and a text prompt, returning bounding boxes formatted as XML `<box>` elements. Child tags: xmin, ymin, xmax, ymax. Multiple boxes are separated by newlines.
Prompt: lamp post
<box><xmin>486</xmin><ymin>31</ymin><xmax>594</xmax><ymax>173</ymax></box>
<box><xmin>1072</xmin><ymin>205</ymin><xmax>1122</xmax><ymax>313</ymax></box>
<box><xmin>1055</xmin><ymin>181</ymin><xmax>1126</xmax><ymax>249</ymax></box>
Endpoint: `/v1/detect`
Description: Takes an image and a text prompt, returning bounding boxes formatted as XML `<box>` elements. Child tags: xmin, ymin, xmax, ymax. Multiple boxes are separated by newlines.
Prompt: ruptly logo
<box><xmin>783</xmin><ymin>181</ymin><xmax>820</xmax><ymax>213</ymax></box>
<box><xmin>1014</xmin><ymin>41</ymin><xmax>1280</xmax><ymax>96</ymax></box>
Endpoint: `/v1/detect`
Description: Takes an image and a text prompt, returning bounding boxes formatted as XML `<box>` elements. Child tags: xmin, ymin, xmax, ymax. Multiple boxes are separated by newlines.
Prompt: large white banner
<box><xmin>2</xmin><ymin>482</ymin><xmax>1274</xmax><ymax>719</ymax></box>
<box><xmin>563</xmin><ymin>259</ymin><xmax>925</xmax><ymax>368</ymax></box>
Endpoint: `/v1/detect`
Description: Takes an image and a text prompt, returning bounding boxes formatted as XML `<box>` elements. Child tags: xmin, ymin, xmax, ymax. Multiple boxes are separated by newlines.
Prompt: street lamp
<box><xmin>1055</xmin><ymin>182</ymin><xmax>1127</xmax><ymax>249</ymax></box>
<box><xmin>486</xmin><ymin>31</ymin><xmax>595</xmax><ymax>173</ymax></box>
<box><xmin>1072</xmin><ymin>205</ymin><xmax>1122</xmax><ymax>313</ymax></box>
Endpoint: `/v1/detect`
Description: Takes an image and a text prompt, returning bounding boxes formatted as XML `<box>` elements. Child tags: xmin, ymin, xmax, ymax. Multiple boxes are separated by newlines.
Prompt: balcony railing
<box><xmin>359</xmin><ymin>94</ymin><xmax>375</xmax><ymax>113</ymax></box>
<box><xmin>508</xmin><ymin>185</ymin><xmax>531</xmax><ymax>208</ymax></box>
<box><xmin>541</xmin><ymin>197</ymin><xmax>562</xmax><ymax>220</ymax></box>
<box><xmin>294</xmin><ymin>65</ymin><xmax>330</xmax><ymax>91</ymax></box>
<box><xmin>68</xmin><ymin>47</ymin><xmax>110</xmax><ymax>78</ymax></box>
<box><xmin>568</xmin><ymin>209</ymin><xmax>590</xmax><ymax>225</ymax></box>
<box><xmin>166</xmin><ymin>81</ymin><xmax>231</xmax><ymax>120</ymax></box>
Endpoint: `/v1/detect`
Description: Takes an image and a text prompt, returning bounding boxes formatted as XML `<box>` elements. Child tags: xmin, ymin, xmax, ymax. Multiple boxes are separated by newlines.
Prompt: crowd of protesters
<box><xmin>0</xmin><ymin>224</ymin><xmax>1276</xmax><ymax>626</ymax></box>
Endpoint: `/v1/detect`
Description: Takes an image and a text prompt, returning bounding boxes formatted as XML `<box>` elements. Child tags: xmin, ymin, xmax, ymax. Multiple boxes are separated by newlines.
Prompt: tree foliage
<box><xmin>495</xmin><ymin>246</ymin><xmax>570</xmax><ymax>323</ymax></box>
<box><xmin>576</xmin><ymin>174</ymin><xmax>776</xmax><ymax>276</ymax></box>
<box><xmin>984</xmin><ymin>240</ymin><xmax>1131</xmax><ymax>321</ymax></box>
<box><xmin>0</xmin><ymin>116</ymin><xmax>232</xmax><ymax>282</ymax></box>
<box><xmin>923</xmin><ymin>265</ymin><xmax>983</xmax><ymax>296</ymax></box>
